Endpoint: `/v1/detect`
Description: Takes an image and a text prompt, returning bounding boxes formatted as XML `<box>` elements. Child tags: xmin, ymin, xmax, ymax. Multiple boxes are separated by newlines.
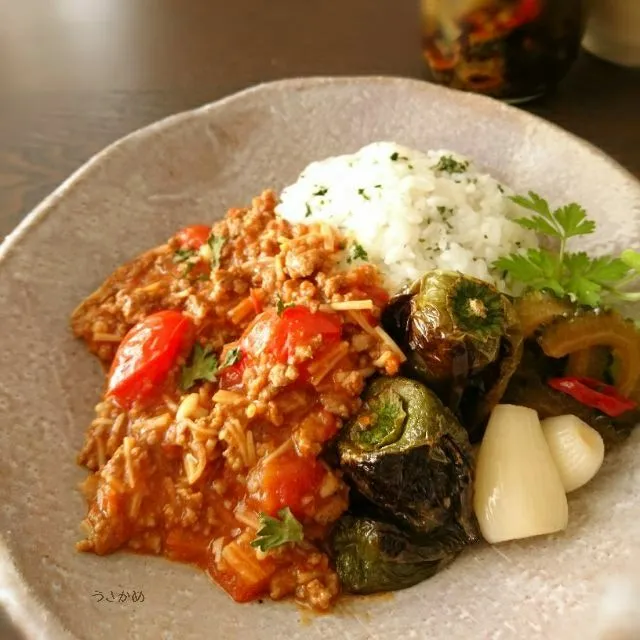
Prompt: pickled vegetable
<box><xmin>503</xmin><ymin>344</ymin><xmax>634</xmax><ymax>447</ymax></box>
<box><xmin>565</xmin><ymin>347</ymin><xmax>610</xmax><ymax>379</ymax></box>
<box><xmin>474</xmin><ymin>405</ymin><xmax>568</xmax><ymax>543</ymax></box>
<box><xmin>541</xmin><ymin>415</ymin><xmax>605</xmax><ymax>493</ymax></box>
<box><xmin>539</xmin><ymin>311</ymin><xmax>640</xmax><ymax>396</ymax></box>
<box><xmin>515</xmin><ymin>291</ymin><xmax>574</xmax><ymax>338</ymax></box>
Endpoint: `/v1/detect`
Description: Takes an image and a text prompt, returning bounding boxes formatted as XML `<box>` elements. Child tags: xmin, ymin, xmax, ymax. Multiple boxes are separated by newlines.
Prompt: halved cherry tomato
<box><xmin>175</xmin><ymin>225</ymin><xmax>211</xmax><ymax>250</ymax></box>
<box><xmin>241</xmin><ymin>306</ymin><xmax>342</xmax><ymax>364</ymax></box>
<box><xmin>218</xmin><ymin>357</ymin><xmax>246</xmax><ymax>390</ymax></box>
<box><xmin>107</xmin><ymin>310</ymin><xmax>194</xmax><ymax>408</ymax></box>
<box><xmin>240</xmin><ymin>310</ymin><xmax>279</xmax><ymax>360</ymax></box>
<box><xmin>272</xmin><ymin>306</ymin><xmax>342</xmax><ymax>363</ymax></box>
<box><xmin>363</xmin><ymin>285</ymin><xmax>390</xmax><ymax>309</ymax></box>
<box><xmin>249</xmin><ymin>449</ymin><xmax>325</xmax><ymax>518</ymax></box>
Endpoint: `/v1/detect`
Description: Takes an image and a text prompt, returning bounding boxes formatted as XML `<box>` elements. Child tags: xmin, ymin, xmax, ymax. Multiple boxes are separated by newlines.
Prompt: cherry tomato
<box><xmin>240</xmin><ymin>306</ymin><xmax>342</xmax><ymax>362</ymax></box>
<box><xmin>237</xmin><ymin>306</ymin><xmax>342</xmax><ymax>382</ymax></box>
<box><xmin>350</xmin><ymin>285</ymin><xmax>389</xmax><ymax>326</ymax></box>
<box><xmin>107</xmin><ymin>310</ymin><xmax>194</xmax><ymax>408</ymax></box>
<box><xmin>174</xmin><ymin>225</ymin><xmax>211</xmax><ymax>250</ymax></box>
<box><xmin>362</xmin><ymin>285</ymin><xmax>390</xmax><ymax>309</ymax></box>
<box><xmin>218</xmin><ymin>358</ymin><xmax>246</xmax><ymax>390</ymax></box>
<box><xmin>250</xmin><ymin>449</ymin><xmax>326</xmax><ymax>518</ymax></box>
<box><xmin>272</xmin><ymin>306</ymin><xmax>342</xmax><ymax>363</ymax></box>
<box><xmin>240</xmin><ymin>310</ymin><xmax>279</xmax><ymax>360</ymax></box>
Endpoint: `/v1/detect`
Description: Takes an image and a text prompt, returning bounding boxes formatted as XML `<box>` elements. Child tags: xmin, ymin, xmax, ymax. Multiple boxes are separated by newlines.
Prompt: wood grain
<box><xmin>0</xmin><ymin>0</ymin><xmax>638</xmax><ymax>242</ymax></box>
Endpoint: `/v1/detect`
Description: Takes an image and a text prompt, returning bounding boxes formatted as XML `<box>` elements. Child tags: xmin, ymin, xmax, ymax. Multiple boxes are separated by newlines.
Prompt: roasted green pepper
<box><xmin>382</xmin><ymin>270</ymin><xmax>523</xmax><ymax>440</ymax></box>
<box><xmin>338</xmin><ymin>376</ymin><xmax>477</xmax><ymax>540</ymax></box>
<box><xmin>332</xmin><ymin>515</ymin><xmax>466</xmax><ymax>595</ymax></box>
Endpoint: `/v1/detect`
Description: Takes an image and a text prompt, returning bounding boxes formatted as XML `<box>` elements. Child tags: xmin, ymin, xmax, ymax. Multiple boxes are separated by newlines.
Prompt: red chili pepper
<box><xmin>500</xmin><ymin>0</ymin><xmax>541</xmax><ymax>30</ymax></box>
<box><xmin>548</xmin><ymin>377</ymin><xmax>637</xmax><ymax>418</ymax></box>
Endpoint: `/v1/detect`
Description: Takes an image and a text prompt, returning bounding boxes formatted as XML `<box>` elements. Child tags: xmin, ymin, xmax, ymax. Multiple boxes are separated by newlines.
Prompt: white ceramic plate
<box><xmin>1</xmin><ymin>77</ymin><xmax>640</xmax><ymax>640</ymax></box>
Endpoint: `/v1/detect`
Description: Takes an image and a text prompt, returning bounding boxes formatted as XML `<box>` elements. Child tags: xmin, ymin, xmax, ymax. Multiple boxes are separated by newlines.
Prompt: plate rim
<box><xmin>1</xmin><ymin>75</ymin><xmax>639</xmax><ymax>640</ymax></box>
<box><xmin>2</xmin><ymin>74</ymin><xmax>639</xmax><ymax>265</ymax></box>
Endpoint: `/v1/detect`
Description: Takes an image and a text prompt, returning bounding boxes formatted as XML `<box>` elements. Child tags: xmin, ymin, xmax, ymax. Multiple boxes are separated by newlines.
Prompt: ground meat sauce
<box><xmin>72</xmin><ymin>191</ymin><xmax>403</xmax><ymax>610</ymax></box>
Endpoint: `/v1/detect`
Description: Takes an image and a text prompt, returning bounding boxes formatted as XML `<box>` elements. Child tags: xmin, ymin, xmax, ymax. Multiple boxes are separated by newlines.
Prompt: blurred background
<box><xmin>0</xmin><ymin>0</ymin><xmax>639</xmax><ymax>240</ymax></box>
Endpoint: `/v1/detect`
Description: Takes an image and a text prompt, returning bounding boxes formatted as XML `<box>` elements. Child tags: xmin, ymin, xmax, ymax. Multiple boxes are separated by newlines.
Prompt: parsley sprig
<box><xmin>495</xmin><ymin>192</ymin><xmax>640</xmax><ymax>307</ymax></box>
<box><xmin>250</xmin><ymin>507</ymin><xmax>304</xmax><ymax>552</ymax></box>
<box><xmin>180</xmin><ymin>344</ymin><xmax>218</xmax><ymax>391</ymax></box>
<box><xmin>180</xmin><ymin>343</ymin><xmax>243</xmax><ymax>391</ymax></box>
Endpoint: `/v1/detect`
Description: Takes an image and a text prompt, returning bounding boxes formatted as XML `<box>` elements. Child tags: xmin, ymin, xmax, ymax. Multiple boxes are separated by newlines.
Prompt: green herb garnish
<box><xmin>223</xmin><ymin>346</ymin><xmax>242</xmax><ymax>368</ymax></box>
<box><xmin>275</xmin><ymin>294</ymin><xmax>295</xmax><ymax>315</ymax></box>
<box><xmin>173</xmin><ymin>248</ymin><xmax>196</xmax><ymax>263</ymax></box>
<box><xmin>207</xmin><ymin>234</ymin><xmax>226</xmax><ymax>272</ymax></box>
<box><xmin>173</xmin><ymin>247</ymin><xmax>197</xmax><ymax>277</ymax></box>
<box><xmin>355</xmin><ymin>388</ymin><xmax>406</xmax><ymax>451</ymax></box>
<box><xmin>495</xmin><ymin>191</ymin><xmax>640</xmax><ymax>307</ymax></box>
<box><xmin>313</xmin><ymin>187</ymin><xmax>328</xmax><ymax>197</ymax></box>
<box><xmin>250</xmin><ymin>507</ymin><xmax>304</xmax><ymax>552</ymax></box>
<box><xmin>346</xmin><ymin>242</ymin><xmax>368</xmax><ymax>264</ymax></box>
<box><xmin>432</xmin><ymin>155</ymin><xmax>469</xmax><ymax>174</ymax></box>
<box><xmin>437</xmin><ymin>206</ymin><xmax>454</xmax><ymax>218</ymax></box>
<box><xmin>358</xmin><ymin>188</ymin><xmax>370</xmax><ymax>201</ymax></box>
<box><xmin>509</xmin><ymin>191</ymin><xmax>595</xmax><ymax>239</ymax></box>
<box><xmin>180</xmin><ymin>344</ymin><xmax>219</xmax><ymax>391</ymax></box>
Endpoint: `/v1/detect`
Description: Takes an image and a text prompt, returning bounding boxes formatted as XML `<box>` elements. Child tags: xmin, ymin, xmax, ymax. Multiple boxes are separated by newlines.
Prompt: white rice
<box><xmin>276</xmin><ymin>141</ymin><xmax>538</xmax><ymax>292</ymax></box>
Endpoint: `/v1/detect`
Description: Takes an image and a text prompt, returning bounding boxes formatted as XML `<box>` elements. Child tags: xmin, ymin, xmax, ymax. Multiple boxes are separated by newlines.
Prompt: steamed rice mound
<box><xmin>276</xmin><ymin>142</ymin><xmax>538</xmax><ymax>292</ymax></box>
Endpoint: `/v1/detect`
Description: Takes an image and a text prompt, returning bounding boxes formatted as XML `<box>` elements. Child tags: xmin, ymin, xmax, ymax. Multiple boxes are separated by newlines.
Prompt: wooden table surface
<box><xmin>1</xmin><ymin>1</ymin><xmax>640</xmax><ymax>241</ymax></box>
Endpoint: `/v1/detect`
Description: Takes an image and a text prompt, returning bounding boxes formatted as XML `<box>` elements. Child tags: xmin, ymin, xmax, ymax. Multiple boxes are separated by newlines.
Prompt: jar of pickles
<box><xmin>420</xmin><ymin>0</ymin><xmax>588</xmax><ymax>103</ymax></box>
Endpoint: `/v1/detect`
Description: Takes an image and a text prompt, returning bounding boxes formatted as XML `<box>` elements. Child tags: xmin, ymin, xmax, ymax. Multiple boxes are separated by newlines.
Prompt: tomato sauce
<box><xmin>72</xmin><ymin>190</ymin><xmax>401</xmax><ymax>610</ymax></box>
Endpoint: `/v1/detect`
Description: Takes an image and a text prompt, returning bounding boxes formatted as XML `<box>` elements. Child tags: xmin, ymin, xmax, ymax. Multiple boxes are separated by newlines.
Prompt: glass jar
<box><xmin>420</xmin><ymin>0</ymin><xmax>588</xmax><ymax>103</ymax></box>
